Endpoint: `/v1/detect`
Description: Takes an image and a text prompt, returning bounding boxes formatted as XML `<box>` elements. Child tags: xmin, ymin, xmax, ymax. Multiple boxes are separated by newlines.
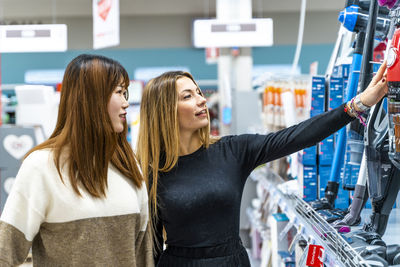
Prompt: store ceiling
<box><xmin>0</xmin><ymin>0</ymin><xmax>346</xmax><ymax>19</ymax></box>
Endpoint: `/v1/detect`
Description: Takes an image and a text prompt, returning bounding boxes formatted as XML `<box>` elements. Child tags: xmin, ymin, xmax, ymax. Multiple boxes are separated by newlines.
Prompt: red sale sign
<box><xmin>306</xmin><ymin>244</ymin><xmax>324</xmax><ymax>267</ymax></box>
<box><xmin>97</xmin><ymin>0</ymin><xmax>112</xmax><ymax>21</ymax></box>
<box><xmin>93</xmin><ymin>0</ymin><xmax>119</xmax><ymax>49</ymax></box>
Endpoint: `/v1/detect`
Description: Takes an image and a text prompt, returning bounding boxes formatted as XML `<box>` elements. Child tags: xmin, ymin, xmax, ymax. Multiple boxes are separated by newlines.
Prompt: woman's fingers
<box><xmin>373</xmin><ymin>60</ymin><xmax>387</xmax><ymax>82</ymax></box>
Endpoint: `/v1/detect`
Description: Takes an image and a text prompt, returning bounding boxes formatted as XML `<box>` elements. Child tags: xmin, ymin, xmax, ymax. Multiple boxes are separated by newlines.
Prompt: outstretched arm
<box><xmin>230</xmin><ymin>62</ymin><xmax>388</xmax><ymax>174</ymax></box>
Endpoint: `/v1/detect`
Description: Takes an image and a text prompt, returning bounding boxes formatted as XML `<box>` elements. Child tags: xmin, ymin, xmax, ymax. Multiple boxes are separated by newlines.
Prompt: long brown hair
<box><xmin>136</xmin><ymin>71</ymin><xmax>218</xmax><ymax>246</ymax></box>
<box><xmin>27</xmin><ymin>54</ymin><xmax>143</xmax><ymax>197</ymax></box>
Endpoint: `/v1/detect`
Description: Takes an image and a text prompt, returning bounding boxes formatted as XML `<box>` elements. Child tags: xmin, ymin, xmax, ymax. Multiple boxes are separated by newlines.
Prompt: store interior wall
<box><xmin>1</xmin><ymin>44</ymin><xmax>335</xmax><ymax>85</ymax></box>
<box><xmin>1</xmin><ymin>10</ymin><xmax>341</xmax><ymax>84</ymax></box>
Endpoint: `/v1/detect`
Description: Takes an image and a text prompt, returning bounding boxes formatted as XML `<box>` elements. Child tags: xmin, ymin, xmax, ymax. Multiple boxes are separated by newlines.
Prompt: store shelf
<box><xmin>250</xmin><ymin>166</ymin><xmax>371</xmax><ymax>267</ymax></box>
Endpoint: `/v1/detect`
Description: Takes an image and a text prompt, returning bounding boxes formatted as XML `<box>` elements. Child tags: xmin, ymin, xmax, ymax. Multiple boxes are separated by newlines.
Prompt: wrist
<box><xmin>344</xmin><ymin>97</ymin><xmax>368</xmax><ymax>126</ymax></box>
<box><xmin>354</xmin><ymin>94</ymin><xmax>370</xmax><ymax>112</ymax></box>
<box><xmin>344</xmin><ymin>100</ymin><xmax>357</xmax><ymax>118</ymax></box>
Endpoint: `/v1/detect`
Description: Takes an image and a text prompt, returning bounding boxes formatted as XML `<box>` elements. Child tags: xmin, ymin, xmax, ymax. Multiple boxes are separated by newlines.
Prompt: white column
<box><xmin>217</xmin><ymin>0</ymin><xmax>253</xmax><ymax>136</ymax></box>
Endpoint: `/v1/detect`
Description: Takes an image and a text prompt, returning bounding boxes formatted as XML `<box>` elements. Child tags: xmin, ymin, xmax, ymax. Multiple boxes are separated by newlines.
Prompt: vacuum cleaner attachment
<box><xmin>378</xmin><ymin>0</ymin><xmax>400</xmax><ymax>9</ymax></box>
<box><xmin>339</xmin><ymin>4</ymin><xmax>390</xmax><ymax>38</ymax></box>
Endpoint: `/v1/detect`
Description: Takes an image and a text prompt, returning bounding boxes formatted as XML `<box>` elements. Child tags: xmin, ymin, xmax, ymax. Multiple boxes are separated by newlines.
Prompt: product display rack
<box><xmin>249</xmin><ymin>167</ymin><xmax>371</xmax><ymax>267</ymax></box>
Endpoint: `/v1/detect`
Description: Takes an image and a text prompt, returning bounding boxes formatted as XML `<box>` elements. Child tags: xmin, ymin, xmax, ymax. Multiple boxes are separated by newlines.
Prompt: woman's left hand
<box><xmin>359</xmin><ymin>60</ymin><xmax>388</xmax><ymax>108</ymax></box>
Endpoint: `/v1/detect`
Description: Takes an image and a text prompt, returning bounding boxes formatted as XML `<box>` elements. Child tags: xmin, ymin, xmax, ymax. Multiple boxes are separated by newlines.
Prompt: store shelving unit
<box><xmin>249</xmin><ymin>166</ymin><xmax>371</xmax><ymax>267</ymax></box>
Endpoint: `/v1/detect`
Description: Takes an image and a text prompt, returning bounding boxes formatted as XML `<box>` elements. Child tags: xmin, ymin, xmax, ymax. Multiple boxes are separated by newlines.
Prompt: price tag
<box><xmin>298</xmin><ymin>245</ymin><xmax>309</xmax><ymax>267</ymax></box>
<box><xmin>288</xmin><ymin>232</ymin><xmax>302</xmax><ymax>254</ymax></box>
<box><xmin>288</xmin><ymin>224</ymin><xmax>303</xmax><ymax>254</ymax></box>
<box><xmin>306</xmin><ymin>244</ymin><xmax>324</xmax><ymax>267</ymax></box>
<box><xmin>279</xmin><ymin>219</ymin><xmax>294</xmax><ymax>241</ymax></box>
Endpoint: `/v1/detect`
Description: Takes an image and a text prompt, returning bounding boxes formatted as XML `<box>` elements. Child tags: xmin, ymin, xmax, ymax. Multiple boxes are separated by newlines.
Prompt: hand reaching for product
<box><xmin>359</xmin><ymin>60</ymin><xmax>388</xmax><ymax>109</ymax></box>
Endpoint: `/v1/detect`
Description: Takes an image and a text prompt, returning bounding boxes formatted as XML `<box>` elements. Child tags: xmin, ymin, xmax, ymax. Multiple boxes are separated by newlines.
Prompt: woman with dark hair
<box><xmin>137</xmin><ymin>62</ymin><xmax>388</xmax><ymax>267</ymax></box>
<box><xmin>0</xmin><ymin>54</ymin><xmax>153</xmax><ymax>266</ymax></box>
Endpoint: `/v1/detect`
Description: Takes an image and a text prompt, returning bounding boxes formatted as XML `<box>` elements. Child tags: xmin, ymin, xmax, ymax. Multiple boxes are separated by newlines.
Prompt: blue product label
<box><xmin>342</xmin><ymin>64</ymin><xmax>350</xmax><ymax>78</ymax></box>
<box><xmin>302</xmin><ymin>146</ymin><xmax>317</xmax><ymax>165</ymax></box>
<box><xmin>304</xmin><ymin>165</ymin><xmax>318</xmax><ymax>201</ymax></box>
<box><xmin>311</xmin><ymin>76</ymin><xmax>326</xmax><ymax>114</ymax></box>
<box><xmin>272</xmin><ymin>213</ymin><xmax>289</xmax><ymax>221</ymax></box>
<box><xmin>311</xmin><ymin>76</ymin><xmax>325</xmax><ymax>91</ymax></box>
<box><xmin>332</xmin><ymin>66</ymin><xmax>340</xmax><ymax>78</ymax></box>
<box><xmin>319</xmin><ymin>135</ymin><xmax>334</xmax><ymax>165</ymax></box>
<box><xmin>310</xmin><ymin>109</ymin><xmax>324</xmax><ymax>118</ymax></box>
<box><xmin>329</xmin><ymin>77</ymin><xmax>344</xmax><ymax>110</ymax></box>
<box><xmin>311</xmin><ymin>92</ymin><xmax>325</xmax><ymax>113</ymax></box>
<box><xmin>318</xmin><ymin>165</ymin><xmax>331</xmax><ymax>196</ymax></box>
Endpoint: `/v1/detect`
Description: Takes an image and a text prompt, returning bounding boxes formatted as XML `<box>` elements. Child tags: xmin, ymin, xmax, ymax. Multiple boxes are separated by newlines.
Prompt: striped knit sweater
<box><xmin>0</xmin><ymin>149</ymin><xmax>154</xmax><ymax>267</ymax></box>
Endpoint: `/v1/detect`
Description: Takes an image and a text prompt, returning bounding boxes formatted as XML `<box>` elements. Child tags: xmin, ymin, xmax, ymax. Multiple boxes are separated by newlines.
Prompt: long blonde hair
<box><xmin>27</xmin><ymin>54</ymin><xmax>143</xmax><ymax>197</ymax></box>
<box><xmin>136</xmin><ymin>71</ymin><xmax>217</xmax><ymax>244</ymax></box>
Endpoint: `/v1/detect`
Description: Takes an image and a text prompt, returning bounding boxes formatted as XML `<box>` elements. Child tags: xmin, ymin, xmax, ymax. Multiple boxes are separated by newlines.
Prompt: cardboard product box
<box><xmin>342</xmin><ymin>162</ymin><xmax>354</xmax><ymax>190</ymax></box>
<box><xmin>329</xmin><ymin>77</ymin><xmax>344</xmax><ymax>111</ymax></box>
<box><xmin>343</xmin><ymin>78</ymin><xmax>349</xmax><ymax>101</ymax></box>
<box><xmin>311</xmin><ymin>76</ymin><xmax>325</xmax><ymax>93</ymax></box>
<box><xmin>332</xmin><ymin>65</ymin><xmax>340</xmax><ymax>78</ymax></box>
<box><xmin>310</xmin><ymin>91</ymin><xmax>325</xmax><ymax>114</ymax></box>
<box><xmin>310</xmin><ymin>76</ymin><xmax>326</xmax><ymax>115</ymax></box>
<box><xmin>318</xmin><ymin>135</ymin><xmax>334</xmax><ymax>166</ymax></box>
<box><xmin>302</xmin><ymin>146</ymin><xmax>317</xmax><ymax>166</ymax></box>
<box><xmin>303</xmin><ymin>180</ymin><xmax>318</xmax><ymax>202</ymax></box>
<box><xmin>302</xmin><ymin>165</ymin><xmax>318</xmax><ymax>202</ymax></box>
<box><xmin>329</xmin><ymin>95</ymin><xmax>344</xmax><ymax>111</ymax></box>
<box><xmin>318</xmin><ymin>165</ymin><xmax>330</xmax><ymax>199</ymax></box>
<box><xmin>341</xmin><ymin>64</ymin><xmax>350</xmax><ymax>78</ymax></box>
<box><xmin>310</xmin><ymin>109</ymin><xmax>324</xmax><ymax>118</ymax></box>
<box><xmin>330</xmin><ymin>90</ymin><xmax>344</xmax><ymax>110</ymax></box>
<box><xmin>332</xmin><ymin>64</ymin><xmax>350</xmax><ymax>79</ymax></box>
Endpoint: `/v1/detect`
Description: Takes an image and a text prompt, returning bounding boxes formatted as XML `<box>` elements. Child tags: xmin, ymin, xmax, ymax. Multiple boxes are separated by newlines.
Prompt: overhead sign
<box><xmin>24</xmin><ymin>69</ymin><xmax>65</xmax><ymax>85</ymax></box>
<box><xmin>134</xmin><ymin>66</ymin><xmax>190</xmax><ymax>82</ymax></box>
<box><xmin>0</xmin><ymin>24</ymin><xmax>67</xmax><ymax>53</ymax></box>
<box><xmin>93</xmin><ymin>0</ymin><xmax>120</xmax><ymax>49</ymax></box>
<box><xmin>193</xmin><ymin>18</ymin><xmax>273</xmax><ymax>48</ymax></box>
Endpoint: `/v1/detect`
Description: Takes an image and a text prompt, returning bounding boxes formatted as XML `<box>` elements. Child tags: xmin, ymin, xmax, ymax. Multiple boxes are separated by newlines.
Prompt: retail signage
<box><xmin>0</xmin><ymin>24</ymin><xmax>67</xmax><ymax>53</ymax></box>
<box><xmin>2</xmin><ymin>134</ymin><xmax>34</xmax><ymax>159</ymax></box>
<box><xmin>134</xmin><ymin>66</ymin><xmax>190</xmax><ymax>83</ymax></box>
<box><xmin>25</xmin><ymin>69</ymin><xmax>65</xmax><ymax>85</ymax></box>
<box><xmin>306</xmin><ymin>244</ymin><xmax>324</xmax><ymax>267</ymax></box>
<box><xmin>193</xmin><ymin>18</ymin><xmax>273</xmax><ymax>48</ymax></box>
<box><xmin>93</xmin><ymin>0</ymin><xmax>120</xmax><ymax>49</ymax></box>
<box><xmin>14</xmin><ymin>85</ymin><xmax>59</xmax><ymax>138</ymax></box>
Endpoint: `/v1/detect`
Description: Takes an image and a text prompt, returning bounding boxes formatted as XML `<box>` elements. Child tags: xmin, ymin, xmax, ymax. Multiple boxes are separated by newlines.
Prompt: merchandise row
<box><xmin>248</xmin><ymin>166</ymin><xmax>400</xmax><ymax>267</ymax></box>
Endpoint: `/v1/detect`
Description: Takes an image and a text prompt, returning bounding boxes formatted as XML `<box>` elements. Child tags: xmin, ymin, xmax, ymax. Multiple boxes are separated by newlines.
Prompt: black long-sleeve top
<box><xmin>155</xmin><ymin>103</ymin><xmax>354</xmax><ymax>260</ymax></box>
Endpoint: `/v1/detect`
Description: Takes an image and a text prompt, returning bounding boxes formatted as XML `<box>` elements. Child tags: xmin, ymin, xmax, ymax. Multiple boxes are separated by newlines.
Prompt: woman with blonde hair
<box><xmin>137</xmin><ymin>63</ymin><xmax>388</xmax><ymax>266</ymax></box>
<box><xmin>0</xmin><ymin>54</ymin><xmax>153</xmax><ymax>266</ymax></box>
